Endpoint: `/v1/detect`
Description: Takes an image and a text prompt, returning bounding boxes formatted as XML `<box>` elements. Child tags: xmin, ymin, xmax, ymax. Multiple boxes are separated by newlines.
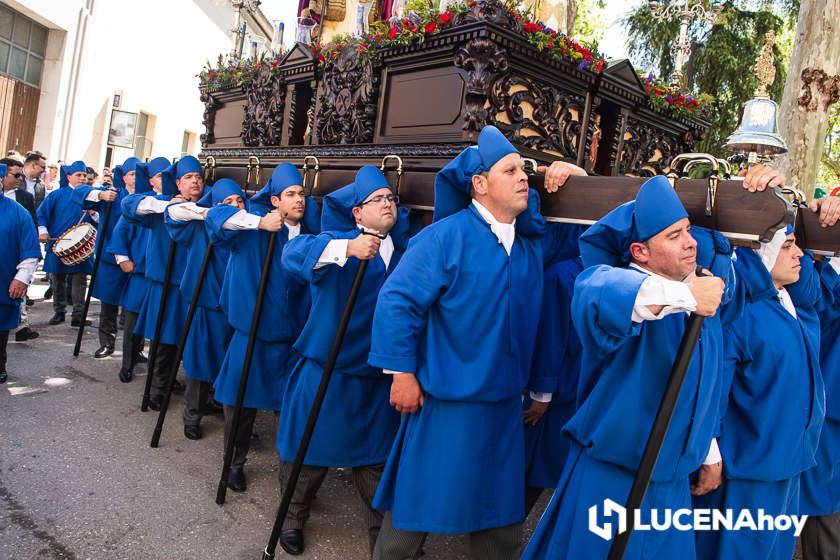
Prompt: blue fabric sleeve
<box><xmin>787</xmin><ymin>251</ymin><xmax>821</xmax><ymax>310</ymax></box>
<box><xmin>106</xmin><ymin>217</ymin><xmax>131</xmax><ymax>260</ymax></box>
<box><xmin>17</xmin><ymin>206</ymin><xmax>41</xmax><ymax>262</ymax></box>
<box><xmin>368</xmin><ymin>228</ymin><xmax>450</xmax><ymax>373</ymax></box>
<box><xmin>71</xmin><ymin>185</ymin><xmax>103</xmax><ymax>211</ymax></box>
<box><xmin>36</xmin><ymin>192</ymin><xmax>52</xmax><ymax>229</ymax></box>
<box><xmin>541</xmin><ymin>223</ymin><xmax>583</xmax><ymax>268</ymax></box>
<box><xmin>164</xmin><ymin>205</ymin><xmax>200</xmax><ymax>247</ymax></box>
<box><xmin>571</xmin><ymin>265</ymin><xmax>646</xmax><ymax>355</ymax></box>
<box><xmin>205</xmin><ymin>205</ymin><xmax>245</xmax><ymax>247</ymax></box>
<box><xmin>120</xmin><ymin>193</ymin><xmax>157</xmax><ymax>228</ymax></box>
<box><xmin>281</xmin><ymin>232</ymin><xmax>342</xmax><ymax>284</ymax></box>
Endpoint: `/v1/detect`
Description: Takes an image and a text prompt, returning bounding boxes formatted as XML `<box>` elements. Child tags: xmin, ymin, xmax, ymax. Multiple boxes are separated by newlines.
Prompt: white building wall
<box><xmin>4</xmin><ymin>0</ymin><xmax>262</xmax><ymax>170</ymax></box>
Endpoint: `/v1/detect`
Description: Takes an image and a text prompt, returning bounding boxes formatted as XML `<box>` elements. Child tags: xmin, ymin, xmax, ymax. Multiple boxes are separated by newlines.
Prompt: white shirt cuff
<box><xmin>631</xmin><ymin>275</ymin><xmax>697</xmax><ymax>323</ymax></box>
<box><xmin>314</xmin><ymin>239</ymin><xmax>349</xmax><ymax>269</ymax></box>
<box><xmin>88</xmin><ymin>190</ymin><xmax>105</xmax><ymax>202</ymax></box>
<box><xmin>167</xmin><ymin>202</ymin><xmax>206</xmax><ymax>222</ymax></box>
<box><xmin>221</xmin><ymin>210</ymin><xmax>261</xmax><ymax>230</ymax></box>
<box><xmin>136</xmin><ymin>197</ymin><xmax>170</xmax><ymax>215</ymax></box>
<box><xmin>14</xmin><ymin>258</ymin><xmax>39</xmax><ymax>284</ymax></box>
<box><xmin>704</xmin><ymin>438</ymin><xmax>722</xmax><ymax>465</ymax></box>
<box><xmin>114</xmin><ymin>254</ymin><xmax>130</xmax><ymax>264</ymax></box>
<box><xmin>529</xmin><ymin>391</ymin><xmax>553</xmax><ymax>403</ymax></box>
<box><xmin>38</xmin><ymin>226</ymin><xmax>48</xmax><ymax>237</ymax></box>
<box><xmin>829</xmin><ymin>257</ymin><xmax>840</xmax><ymax>275</ymax></box>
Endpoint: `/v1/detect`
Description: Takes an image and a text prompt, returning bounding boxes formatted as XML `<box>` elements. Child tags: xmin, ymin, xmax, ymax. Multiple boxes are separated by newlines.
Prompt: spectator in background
<box><xmin>86</xmin><ymin>167</ymin><xmax>98</xmax><ymax>186</ymax></box>
<box><xmin>0</xmin><ymin>158</ymin><xmax>39</xmax><ymax>342</ymax></box>
<box><xmin>45</xmin><ymin>163</ymin><xmax>60</xmax><ymax>193</ymax></box>
<box><xmin>6</xmin><ymin>150</ymin><xmax>24</xmax><ymax>165</ymax></box>
<box><xmin>23</xmin><ymin>151</ymin><xmax>47</xmax><ymax>207</ymax></box>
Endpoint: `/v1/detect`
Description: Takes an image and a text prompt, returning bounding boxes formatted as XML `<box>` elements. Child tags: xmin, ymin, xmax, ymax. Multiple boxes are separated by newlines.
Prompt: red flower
<box><xmin>318</xmin><ymin>53</ymin><xmax>325</xmax><ymax>63</ymax></box>
<box><xmin>524</xmin><ymin>22</ymin><xmax>542</xmax><ymax>33</ymax></box>
<box><xmin>425</xmin><ymin>21</ymin><xmax>437</xmax><ymax>34</ymax></box>
<box><xmin>388</xmin><ymin>26</ymin><xmax>397</xmax><ymax>39</ymax></box>
<box><xmin>208</xmin><ymin>71</ymin><xmax>216</xmax><ymax>80</ymax></box>
<box><xmin>468</xmin><ymin>1</ymin><xmax>476</xmax><ymax>6</ymax></box>
<box><xmin>439</xmin><ymin>11</ymin><xmax>453</xmax><ymax>24</ymax></box>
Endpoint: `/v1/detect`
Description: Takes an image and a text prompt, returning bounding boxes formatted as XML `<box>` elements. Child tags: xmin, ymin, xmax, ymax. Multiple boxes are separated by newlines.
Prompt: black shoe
<box><xmin>280</xmin><ymin>529</ymin><xmax>304</xmax><ymax>555</ymax></box>
<box><xmin>94</xmin><ymin>345</ymin><xmax>115</xmax><ymax>358</ymax></box>
<box><xmin>147</xmin><ymin>396</ymin><xmax>163</xmax><ymax>411</ymax></box>
<box><xmin>0</xmin><ymin>369</ymin><xmax>6</xmax><ymax>384</ymax></box>
<box><xmin>184</xmin><ymin>425</ymin><xmax>202</xmax><ymax>440</ymax></box>
<box><xmin>171</xmin><ymin>379</ymin><xmax>185</xmax><ymax>394</ymax></box>
<box><xmin>48</xmin><ymin>312</ymin><xmax>65</xmax><ymax>325</ymax></box>
<box><xmin>43</xmin><ymin>287</ymin><xmax>53</xmax><ymax>300</ymax></box>
<box><xmin>118</xmin><ymin>368</ymin><xmax>133</xmax><ymax>383</ymax></box>
<box><xmin>15</xmin><ymin>327</ymin><xmax>39</xmax><ymax>342</ymax></box>
<box><xmin>26</xmin><ymin>297</ymin><xmax>34</xmax><ymax>306</ymax></box>
<box><xmin>70</xmin><ymin>318</ymin><xmax>92</xmax><ymax>327</ymax></box>
<box><xmin>134</xmin><ymin>352</ymin><xmax>148</xmax><ymax>364</ymax></box>
<box><xmin>200</xmin><ymin>400</ymin><xmax>223</xmax><ymax>415</ymax></box>
<box><xmin>227</xmin><ymin>466</ymin><xmax>247</xmax><ymax>493</ymax></box>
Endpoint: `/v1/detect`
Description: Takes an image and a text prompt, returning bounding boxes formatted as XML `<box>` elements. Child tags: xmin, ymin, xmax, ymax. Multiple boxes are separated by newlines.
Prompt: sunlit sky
<box><xmin>259</xmin><ymin>0</ymin><xmax>636</xmax><ymax>59</ymax></box>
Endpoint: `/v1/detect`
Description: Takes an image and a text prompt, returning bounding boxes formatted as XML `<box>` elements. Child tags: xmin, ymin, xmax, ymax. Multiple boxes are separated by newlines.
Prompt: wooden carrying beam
<box><xmin>526</xmin><ymin>175</ymin><xmax>795</xmax><ymax>247</ymax></box>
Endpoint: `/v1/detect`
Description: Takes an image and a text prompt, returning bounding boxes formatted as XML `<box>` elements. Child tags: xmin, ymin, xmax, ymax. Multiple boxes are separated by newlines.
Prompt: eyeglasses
<box><xmin>359</xmin><ymin>194</ymin><xmax>399</xmax><ymax>207</ymax></box>
<box><xmin>9</xmin><ymin>172</ymin><xmax>21</xmax><ymax>178</ymax></box>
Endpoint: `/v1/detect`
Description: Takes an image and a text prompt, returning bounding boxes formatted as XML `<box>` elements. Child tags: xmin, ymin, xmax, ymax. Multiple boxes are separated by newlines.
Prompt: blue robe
<box><xmin>205</xmin><ymin>205</ymin><xmax>310</xmax><ymax>411</ymax></box>
<box><xmin>0</xmin><ymin>196</ymin><xmax>41</xmax><ymax>330</ymax></box>
<box><xmin>106</xmin><ymin>216</ymin><xmax>149</xmax><ymax>314</ymax></box>
<box><xmin>369</xmin><ymin>206</ymin><xmax>582</xmax><ymax>534</ymax></box>
<box><xmin>121</xmin><ymin>192</ymin><xmax>188</xmax><ymax>345</ymax></box>
<box><xmin>165</xmin><ymin>208</ymin><xmax>233</xmax><ymax>384</ymax></box>
<box><xmin>796</xmin><ymin>258</ymin><xmax>840</xmax><ymax>516</ymax></box>
<box><xmin>693</xmin><ymin>248</ymin><xmax>825</xmax><ymax>560</ymax></box>
<box><xmin>36</xmin><ymin>186</ymin><xmax>96</xmax><ymax>274</ymax></box>
<box><xmin>72</xmin><ymin>185</ymin><xmax>128</xmax><ymax>305</ymax></box>
<box><xmin>523</xmin><ymin>226</ymin><xmax>738</xmax><ymax>559</ymax></box>
<box><xmin>276</xmin><ymin>228</ymin><xmax>408</xmax><ymax>467</ymax></box>
<box><xmin>524</xmin><ymin>258</ymin><xmax>583</xmax><ymax>490</ymax></box>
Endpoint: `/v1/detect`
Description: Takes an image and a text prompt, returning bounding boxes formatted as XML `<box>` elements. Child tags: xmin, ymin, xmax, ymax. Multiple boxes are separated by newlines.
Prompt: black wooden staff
<box><xmin>216</xmin><ymin>231</ymin><xmax>277</xmax><ymax>505</ymax></box>
<box><xmin>150</xmin><ymin>242</ymin><xmax>214</xmax><ymax>447</ymax></box>
<box><xmin>73</xmin><ymin>198</ymin><xmax>114</xmax><ymax>356</ymax></box>
<box><xmin>141</xmin><ymin>239</ymin><xmax>178</xmax><ymax>412</ymax></box>
<box><xmin>606</xmin><ymin>269</ymin><xmax>709</xmax><ymax>560</ymax></box>
<box><xmin>262</xmin><ymin>252</ymin><xmax>372</xmax><ymax>559</ymax></box>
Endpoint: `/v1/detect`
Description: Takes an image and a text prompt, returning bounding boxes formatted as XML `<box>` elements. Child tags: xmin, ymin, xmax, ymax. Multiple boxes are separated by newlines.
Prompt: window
<box><xmin>0</xmin><ymin>5</ymin><xmax>47</xmax><ymax>87</ymax></box>
<box><xmin>134</xmin><ymin>112</ymin><xmax>156</xmax><ymax>161</ymax></box>
<box><xmin>181</xmin><ymin>130</ymin><xmax>196</xmax><ymax>156</ymax></box>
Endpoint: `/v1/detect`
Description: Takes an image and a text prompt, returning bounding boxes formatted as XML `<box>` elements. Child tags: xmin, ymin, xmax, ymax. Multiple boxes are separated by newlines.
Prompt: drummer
<box><xmin>72</xmin><ymin>157</ymin><xmax>139</xmax><ymax>358</ymax></box>
<box><xmin>37</xmin><ymin>160</ymin><xmax>110</xmax><ymax>327</ymax></box>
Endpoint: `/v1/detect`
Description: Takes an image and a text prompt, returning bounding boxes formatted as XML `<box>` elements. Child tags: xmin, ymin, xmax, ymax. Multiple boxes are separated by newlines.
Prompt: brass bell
<box><xmin>723</xmin><ymin>96</ymin><xmax>788</xmax><ymax>157</ymax></box>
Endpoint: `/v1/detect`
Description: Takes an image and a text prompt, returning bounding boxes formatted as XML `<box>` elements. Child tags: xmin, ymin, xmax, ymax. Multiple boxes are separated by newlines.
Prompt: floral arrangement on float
<box><xmin>637</xmin><ymin>70</ymin><xmax>714</xmax><ymax>119</ymax></box>
<box><xmin>198</xmin><ymin>52</ymin><xmax>286</xmax><ymax>91</ymax></box>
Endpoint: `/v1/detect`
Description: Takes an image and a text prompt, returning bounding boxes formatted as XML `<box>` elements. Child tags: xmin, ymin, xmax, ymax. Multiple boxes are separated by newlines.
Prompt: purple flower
<box><xmin>666</xmin><ymin>94</ymin><xmax>673</xmax><ymax>102</ymax></box>
<box><xmin>578</xmin><ymin>60</ymin><xmax>590</xmax><ymax>70</ymax></box>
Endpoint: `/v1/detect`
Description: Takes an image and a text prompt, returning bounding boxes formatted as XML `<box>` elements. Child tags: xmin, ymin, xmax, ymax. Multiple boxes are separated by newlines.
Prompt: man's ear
<box><xmin>471</xmin><ymin>173</ymin><xmax>488</xmax><ymax>196</ymax></box>
<box><xmin>629</xmin><ymin>241</ymin><xmax>649</xmax><ymax>263</ymax></box>
<box><xmin>352</xmin><ymin>206</ymin><xmax>362</xmax><ymax>222</ymax></box>
<box><xmin>270</xmin><ymin>195</ymin><xmax>280</xmax><ymax>208</ymax></box>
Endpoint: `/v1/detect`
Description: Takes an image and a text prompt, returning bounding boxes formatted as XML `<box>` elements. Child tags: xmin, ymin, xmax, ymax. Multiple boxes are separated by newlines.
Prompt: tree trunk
<box><xmin>777</xmin><ymin>0</ymin><xmax>840</xmax><ymax>199</ymax></box>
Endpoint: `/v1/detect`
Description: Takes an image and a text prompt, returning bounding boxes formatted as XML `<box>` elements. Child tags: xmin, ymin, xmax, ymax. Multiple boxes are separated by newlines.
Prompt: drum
<box><xmin>52</xmin><ymin>223</ymin><xmax>97</xmax><ymax>266</ymax></box>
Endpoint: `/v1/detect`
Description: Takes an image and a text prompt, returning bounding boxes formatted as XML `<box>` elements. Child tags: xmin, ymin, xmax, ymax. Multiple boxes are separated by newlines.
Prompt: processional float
<box><xmin>192</xmin><ymin>2</ymin><xmax>838</xmax><ymax>558</ymax></box>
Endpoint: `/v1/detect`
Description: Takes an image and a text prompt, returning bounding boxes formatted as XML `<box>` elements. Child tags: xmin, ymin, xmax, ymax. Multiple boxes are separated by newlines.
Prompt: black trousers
<box><xmin>222</xmin><ymin>405</ymin><xmax>258</xmax><ymax>467</ymax></box>
<box><xmin>279</xmin><ymin>461</ymin><xmax>384</xmax><ymax>553</ymax></box>
<box><xmin>150</xmin><ymin>343</ymin><xmax>176</xmax><ymax>400</ymax></box>
<box><xmin>120</xmin><ymin>310</ymin><xmax>144</xmax><ymax>372</ymax></box>
<box><xmin>800</xmin><ymin>511</ymin><xmax>840</xmax><ymax>560</ymax></box>
<box><xmin>0</xmin><ymin>330</ymin><xmax>8</xmax><ymax>370</ymax></box>
<box><xmin>52</xmin><ymin>273</ymin><xmax>86</xmax><ymax>319</ymax></box>
<box><xmin>98</xmin><ymin>303</ymin><xmax>119</xmax><ymax>347</ymax></box>
<box><xmin>373</xmin><ymin>512</ymin><xmax>522</xmax><ymax>560</ymax></box>
<box><xmin>182</xmin><ymin>379</ymin><xmax>211</xmax><ymax>427</ymax></box>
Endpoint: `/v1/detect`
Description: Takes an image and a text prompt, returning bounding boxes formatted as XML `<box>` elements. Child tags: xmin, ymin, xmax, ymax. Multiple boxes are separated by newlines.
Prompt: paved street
<box><xmin>0</xmin><ymin>273</ymin><xmax>547</xmax><ymax>560</ymax></box>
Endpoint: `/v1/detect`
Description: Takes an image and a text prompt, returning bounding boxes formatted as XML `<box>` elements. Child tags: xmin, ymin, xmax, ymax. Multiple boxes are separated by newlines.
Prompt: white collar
<box><xmin>472</xmin><ymin>199</ymin><xmax>516</xmax><ymax>255</ymax></box>
<box><xmin>777</xmin><ymin>286</ymin><xmax>798</xmax><ymax>318</ymax></box>
<box><xmin>358</xmin><ymin>225</ymin><xmax>394</xmax><ymax>269</ymax></box>
<box><xmin>830</xmin><ymin>257</ymin><xmax>840</xmax><ymax>275</ymax></box>
<box><xmin>286</xmin><ymin>222</ymin><xmax>301</xmax><ymax>240</ymax></box>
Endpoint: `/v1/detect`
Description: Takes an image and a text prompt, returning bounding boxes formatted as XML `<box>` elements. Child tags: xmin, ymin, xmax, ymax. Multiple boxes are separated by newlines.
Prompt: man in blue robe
<box><xmin>205</xmin><ymin>163</ymin><xmax>317</xmax><ymax>494</ymax></box>
<box><xmin>122</xmin><ymin>156</ymin><xmax>202</xmax><ymax>413</ymax></box>
<box><xmin>163</xmin><ymin>179</ymin><xmax>244</xmax><ymax>440</ymax></box>
<box><xmin>73</xmin><ymin>157</ymin><xmax>140</xmax><ymax>358</ymax></box>
<box><xmin>0</xmin><ymin>163</ymin><xmax>41</xmax><ymax>383</ymax></box>
<box><xmin>522</xmin><ymin>257</ymin><xmax>584</xmax><ymax>515</ymax></box>
<box><xmin>107</xmin><ymin>161</ymin><xmax>159</xmax><ymax>383</ymax></box>
<box><xmin>369</xmin><ymin>126</ymin><xmax>585</xmax><ymax>560</ymax></box>
<box><xmin>693</xmin><ymin>225</ymin><xmax>827</xmax><ymax>560</ymax></box>
<box><xmin>37</xmin><ymin>160</ymin><xmax>99</xmax><ymax>326</ymax></box>
<box><xmin>799</xmin><ymin>247</ymin><xmax>840</xmax><ymax>560</ymax></box>
<box><xmin>520</xmin><ymin>162</ymin><xmax>789</xmax><ymax>559</ymax></box>
<box><xmin>275</xmin><ymin>165</ymin><xmax>409</xmax><ymax>557</ymax></box>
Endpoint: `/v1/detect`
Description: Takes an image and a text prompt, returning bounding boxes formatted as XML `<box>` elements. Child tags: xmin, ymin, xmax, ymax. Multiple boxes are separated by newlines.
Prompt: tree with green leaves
<box><xmin>622</xmin><ymin>1</ymin><xmax>798</xmax><ymax>156</ymax></box>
